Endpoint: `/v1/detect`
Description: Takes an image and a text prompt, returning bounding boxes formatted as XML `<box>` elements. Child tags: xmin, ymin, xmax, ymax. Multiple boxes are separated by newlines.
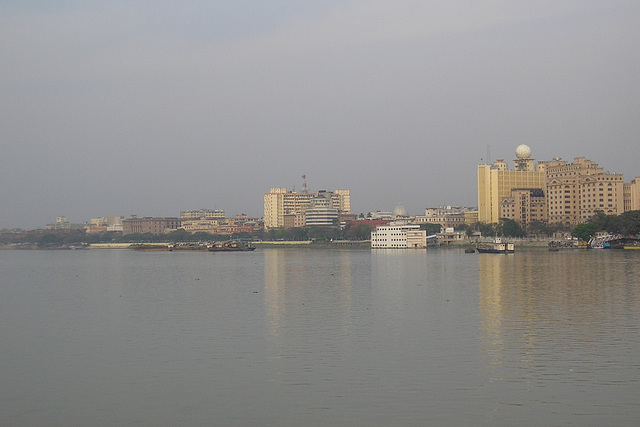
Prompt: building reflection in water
<box><xmin>263</xmin><ymin>248</ymin><xmax>356</xmax><ymax>341</ymax></box>
<box><xmin>370</xmin><ymin>249</ymin><xmax>431</xmax><ymax>320</ymax></box>
<box><xmin>478</xmin><ymin>249</ymin><xmax>640</xmax><ymax>381</ymax></box>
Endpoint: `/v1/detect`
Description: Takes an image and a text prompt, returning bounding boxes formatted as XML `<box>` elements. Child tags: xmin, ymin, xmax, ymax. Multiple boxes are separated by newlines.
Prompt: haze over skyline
<box><xmin>2</xmin><ymin>1</ymin><xmax>639</xmax><ymax>229</ymax></box>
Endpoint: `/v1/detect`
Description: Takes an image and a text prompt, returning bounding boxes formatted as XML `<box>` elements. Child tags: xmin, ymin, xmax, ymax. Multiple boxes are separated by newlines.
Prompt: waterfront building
<box><xmin>305</xmin><ymin>195</ymin><xmax>339</xmax><ymax>227</ymax></box>
<box><xmin>371</xmin><ymin>223</ymin><xmax>427</xmax><ymax>249</ymax></box>
<box><xmin>122</xmin><ymin>217</ymin><xmax>181</xmax><ymax>235</ymax></box>
<box><xmin>465</xmin><ymin>211</ymin><xmax>479</xmax><ymax>226</ymax></box>
<box><xmin>283</xmin><ymin>213</ymin><xmax>306</xmax><ymax>229</ymax></box>
<box><xmin>264</xmin><ymin>187</ymin><xmax>350</xmax><ymax>228</ymax></box>
<box><xmin>338</xmin><ymin>213</ymin><xmax>358</xmax><ymax>229</ymax></box>
<box><xmin>180</xmin><ymin>209</ymin><xmax>225</xmax><ymax>220</ymax></box>
<box><xmin>499</xmin><ymin>188</ymin><xmax>547</xmax><ymax>226</ymax></box>
<box><xmin>479</xmin><ymin>147</ymin><xmax>629</xmax><ymax>227</ymax></box>
<box><xmin>544</xmin><ymin>157</ymin><xmax>624</xmax><ymax>225</ymax></box>
<box><xmin>624</xmin><ymin>177</ymin><xmax>640</xmax><ymax>212</ymax></box>
<box><xmin>414</xmin><ymin>206</ymin><xmax>472</xmax><ymax>229</ymax></box>
<box><xmin>436</xmin><ymin>227</ymin><xmax>468</xmax><ymax>245</ymax></box>
<box><xmin>179</xmin><ymin>214</ymin><xmax>261</xmax><ymax>235</ymax></box>
<box><xmin>180</xmin><ymin>218</ymin><xmax>220</xmax><ymax>233</ymax></box>
<box><xmin>87</xmin><ymin>216</ymin><xmax>124</xmax><ymax>233</ymax></box>
<box><xmin>477</xmin><ymin>145</ymin><xmax>546</xmax><ymax>224</ymax></box>
<box><xmin>46</xmin><ymin>216</ymin><xmax>87</xmax><ymax>231</ymax></box>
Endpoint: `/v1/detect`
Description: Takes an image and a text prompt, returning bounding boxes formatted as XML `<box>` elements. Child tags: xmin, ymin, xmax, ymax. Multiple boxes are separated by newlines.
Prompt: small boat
<box><xmin>476</xmin><ymin>238</ymin><xmax>514</xmax><ymax>254</ymax></box>
<box><xmin>208</xmin><ymin>241</ymin><xmax>256</xmax><ymax>252</ymax></box>
<box><xmin>168</xmin><ymin>243</ymin><xmax>209</xmax><ymax>251</ymax></box>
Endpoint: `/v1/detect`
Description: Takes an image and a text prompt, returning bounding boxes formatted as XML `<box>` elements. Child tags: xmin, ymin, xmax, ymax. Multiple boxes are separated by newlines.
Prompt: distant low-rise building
<box><xmin>180</xmin><ymin>218</ymin><xmax>221</xmax><ymax>233</ymax></box>
<box><xmin>414</xmin><ymin>206</ymin><xmax>472</xmax><ymax>229</ymax></box>
<box><xmin>179</xmin><ymin>214</ymin><xmax>262</xmax><ymax>235</ymax></box>
<box><xmin>180</xmin><ymin>209</ymin><xmax>225</xmax><ymax>220</ymax></box>
<box><xmin>122</xmin><ymin>217</ymin><xmax>181</xmax><ymax>235</ymax></box>
<box><xmin>368</xmin><ymin>211</ymin><xmax>394</xmax><ymax>221</ymax></box>
<box><xmin>87</xmin><ymin>216</ymin><xmax>124</xmax><ymax>233</ymax></box>
<box><xmin>436</xmin><ymin>227</ymin><xmax>468</xmax><ymax>245</ymax></box>
<box><xmin>46</xmin><ymin>216</ymin><xmax>86</xmax><ymax>231</ymax></box>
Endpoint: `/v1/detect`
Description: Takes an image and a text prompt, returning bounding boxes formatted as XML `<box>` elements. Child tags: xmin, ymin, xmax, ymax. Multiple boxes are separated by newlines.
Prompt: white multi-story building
<box><xmin>371</xmin><ymin>223</ymin><xmax>427</xmax><ymax>249</ymax></box>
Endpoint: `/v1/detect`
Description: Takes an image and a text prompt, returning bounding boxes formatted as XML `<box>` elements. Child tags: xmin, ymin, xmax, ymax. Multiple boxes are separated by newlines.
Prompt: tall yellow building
<box><xmin>623</xmin><ymin>177</ymin><xmax>640</xmax><ymax>212</ymax></box>
<box><xmin>478</xmin><ymin>146</ymin><xmax>630</xmax><ymax>227</ymax></box>
<box><xmin>477</xmin><ymin>145</ymin><xmax>546</xmax><ymax>224</ymax></box>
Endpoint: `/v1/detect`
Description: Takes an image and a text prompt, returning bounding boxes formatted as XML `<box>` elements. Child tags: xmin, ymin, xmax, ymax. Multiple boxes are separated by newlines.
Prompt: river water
<box><xmin>1</xmin><ymin>247</ymin><xmax>638</xmax><ymax>426</ymax></box>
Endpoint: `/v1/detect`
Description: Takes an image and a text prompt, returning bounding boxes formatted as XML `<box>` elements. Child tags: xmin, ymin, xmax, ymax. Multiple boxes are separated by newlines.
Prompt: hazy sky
<box><xmin>2</xmin><ymin>1</ymin><xmax>639</xmax><ymax>229</ymax></box>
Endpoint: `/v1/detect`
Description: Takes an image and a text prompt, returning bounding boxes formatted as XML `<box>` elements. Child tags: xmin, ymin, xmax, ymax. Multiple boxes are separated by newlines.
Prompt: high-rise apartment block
<box><xmin>499</xmin><ymin>189</ymin><xmax>547</xmax><ymax>225</ymax></box>
<box><xmin>545</xmin><ymin>157</ymin><xmax>624</xmax><ymax>225</ymax></box>
<box><xmin>478</xmin><ymin>145</ymin><xmax>630</xmax><ymax>226</ymax></box>
<box><xmin>264</xmin><ymin>187</ymin><xmax>350</xmax><ymax>228</ymax></box>
<box><xmin>477</xmin><ymin>145</ymin><xmax>546</xmax><ymax>224</ymax></box>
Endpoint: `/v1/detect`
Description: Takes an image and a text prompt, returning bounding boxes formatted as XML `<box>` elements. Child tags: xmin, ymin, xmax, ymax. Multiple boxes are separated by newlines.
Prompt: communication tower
<box><xmin>302</xmin><ymin>175</ymin><xmax>308</xmax><ymax>193</ymax></box>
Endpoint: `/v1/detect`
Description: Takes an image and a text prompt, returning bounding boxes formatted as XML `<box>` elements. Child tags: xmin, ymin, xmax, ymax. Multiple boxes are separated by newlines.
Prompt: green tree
<box><xmin>454</xmin><ymin>223</ymin><xmax>473</xmax><ymax>237</ymax></box>
<box><xmin>419</xmin><ymin>223</ymin><xmax>441</xmax><ymax>236</ymax></box>
<box><xmin>500</xmin><ymin>218</ymin><xmax>525</xmax><ymax>238</ymax></box>
<box><xmin>307</xmin><ymin>227</ymin><xmax>340</xmax><ymax>241</ymax></box>
<box><xmin>38</xmin><ymin>233</ymin><xmax>64</xmax><ymax>247</ymax></box>
<box><xmin>345</xmin><ymin>223</ymin><xmax>373</xmax><ymax>240</ymax></box>
<box><xmin>617</xmin><ymin>210</ymin><xmax>640</xmax><ymax>236</ymax></box>
<box><xmin>527</xmin><ymin>220</ymin><xmax>550</xmax><ymax>237</ymax></box>
<box><xmin>478</xmin><ymin>222</ymin><xmax>497</xmax><ymax>237</ymax></box>
<box><xmin>572</xmin><ymin>223</ymin><xmax>599</xmax><ymax>241</ymax></box>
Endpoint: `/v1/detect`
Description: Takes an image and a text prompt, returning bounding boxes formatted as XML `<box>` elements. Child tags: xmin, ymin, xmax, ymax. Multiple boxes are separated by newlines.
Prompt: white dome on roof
<box><xmin>515</xmin><ymin>144</ymin><xmax>531</xmax><ymax>159</ymax></box>
<box><xmin>393</xmin><ymin>202</ymin><xmax>408</xmax><ymax>217</ymax></box>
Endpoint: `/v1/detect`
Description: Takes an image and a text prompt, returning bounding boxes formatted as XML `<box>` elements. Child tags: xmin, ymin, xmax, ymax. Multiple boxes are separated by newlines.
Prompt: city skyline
<box><xmin>3</xmin><ymin>146</ymin><xmax>640</xmax><ymax>230</ymax></box>
<box><xmin>2</xmin><ymin>2</ymin><xmax>640</xmax><ymax>229</ymax></box>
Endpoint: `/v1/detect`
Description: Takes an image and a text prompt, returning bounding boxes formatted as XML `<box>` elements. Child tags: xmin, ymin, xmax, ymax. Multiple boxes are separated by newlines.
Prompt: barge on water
<box><xmin>476</xmin><ymin>238</ymin><xmax>514</xmax><ymax>254</ymax></box>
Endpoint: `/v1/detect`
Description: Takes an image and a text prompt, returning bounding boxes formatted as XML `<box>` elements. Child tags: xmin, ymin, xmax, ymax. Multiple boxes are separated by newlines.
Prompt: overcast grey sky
<box><xmin>2</xmin><ymin>1</ymin><xmax>639</xmax><ymax>229</ymax></box>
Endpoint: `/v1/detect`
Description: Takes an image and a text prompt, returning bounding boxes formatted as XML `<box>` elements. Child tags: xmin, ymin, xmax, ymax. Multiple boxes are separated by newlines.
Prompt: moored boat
<box><xmin>169</xmin><ymin>243</ymin><xmax>209</xmax><ymax>251</ymax></box>
<box><xmin>476</xmin><ymin>238</ymin><xmax>514</xmax><ymax>254</ymax></box>
<box><xmin>208</xmin><ymin>241</ymin><xmax>256</xmax><ymax>252</ymax></box>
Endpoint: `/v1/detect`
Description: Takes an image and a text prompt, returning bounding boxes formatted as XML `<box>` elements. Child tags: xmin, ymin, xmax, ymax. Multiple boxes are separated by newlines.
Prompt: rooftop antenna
<box><xmin>487</xmin><ymin>145</ymin><xmax>491</xmax><ymax>164</ymax></box>
<box><xmin>302</xmin><ymin>174</ymin><xmax>308</xmax><ymax>193</ymax></box>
